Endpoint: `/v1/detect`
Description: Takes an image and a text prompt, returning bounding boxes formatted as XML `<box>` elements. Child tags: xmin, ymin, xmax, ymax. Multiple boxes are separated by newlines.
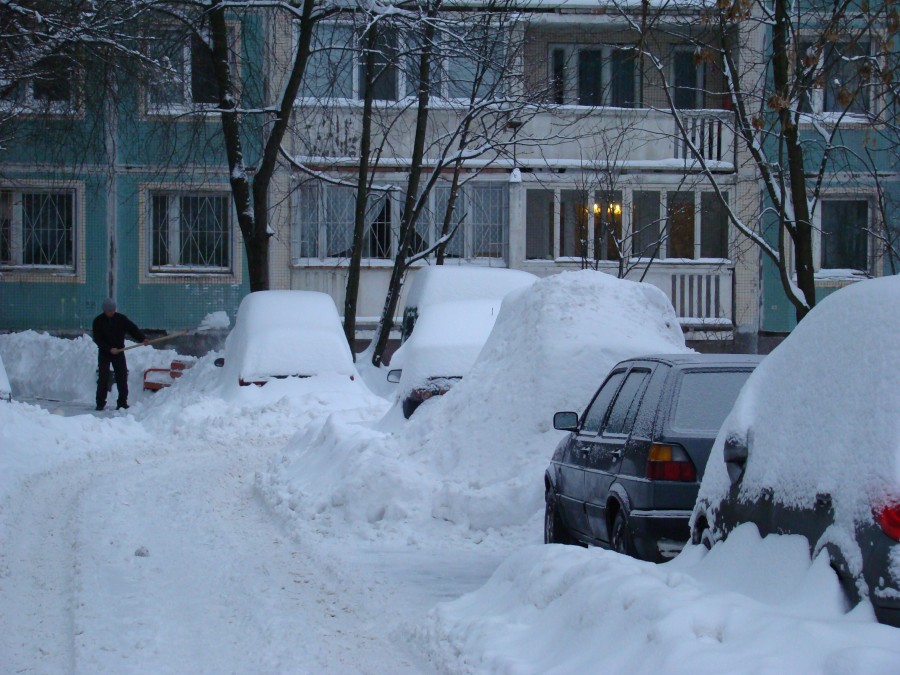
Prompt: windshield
<box><xmin>669</xmin><ymin>369</ymin><xmax>754</xmax><ymax>434</ymax></box>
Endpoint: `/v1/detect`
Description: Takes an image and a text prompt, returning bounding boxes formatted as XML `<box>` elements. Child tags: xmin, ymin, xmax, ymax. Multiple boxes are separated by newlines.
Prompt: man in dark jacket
<box><xmin>92</xmin><ymin>298</ymin><xmax>149</xmax><ymax>410</ymax></box>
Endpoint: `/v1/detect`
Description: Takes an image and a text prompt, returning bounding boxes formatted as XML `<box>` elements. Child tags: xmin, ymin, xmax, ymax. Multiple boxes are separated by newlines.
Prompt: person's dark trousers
<box><xmin>96</xmin><ymin>351</ymin><xmax>129</xmax><ymax>408</ymax></box>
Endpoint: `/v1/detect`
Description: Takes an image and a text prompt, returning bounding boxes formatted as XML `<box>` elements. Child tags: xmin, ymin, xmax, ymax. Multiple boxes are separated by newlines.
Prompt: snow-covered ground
<box><xmin>1</xmin><ymin>271</ymin><xmax>898</xmax><ymax>674</ymax></box>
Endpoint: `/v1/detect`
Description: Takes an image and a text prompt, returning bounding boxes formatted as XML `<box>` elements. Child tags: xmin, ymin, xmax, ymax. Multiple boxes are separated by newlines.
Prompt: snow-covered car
<box><xmin>0</xmin><ymin>351</ymin><xmax>11</xmax><ymax>401</ymax></box>
<box><xmin>219</xmin><ymin>290</ymin><xmax>358</xmax><ymax>386</ymax></box>
<box><xmin>546</xmin><ymin>353</ymin><xmax>762</xmax><ymax>562</ymax></box>
<box><xmin>388</xmin><ymin>299</ymin><xmax>499</xmax><ymax>418</ymax></box>
<box><xmin>397</xmin><ymin>266</ymin><xmax>538</xmax><ymax>343</ymax></box>
<box><xmin>388</xmin><ymin>266</ymin><xmax>538</xmax><ymax>418</ymax></box>
<box><xmin>691</xmin><ymin>276</ymin><xmax>900</xmax><ymax>627</ymax></box>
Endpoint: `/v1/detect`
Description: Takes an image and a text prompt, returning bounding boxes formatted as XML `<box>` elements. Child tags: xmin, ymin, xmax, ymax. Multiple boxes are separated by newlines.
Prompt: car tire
<box><xmin>611</xmin><ymin>508</ymin><xmax>635</xmax><ymax>557</ymax></box>
<box><xmin>544</xmin><ymin>490</ymin><xmax>573</xmax><ymax>545</ymax></box>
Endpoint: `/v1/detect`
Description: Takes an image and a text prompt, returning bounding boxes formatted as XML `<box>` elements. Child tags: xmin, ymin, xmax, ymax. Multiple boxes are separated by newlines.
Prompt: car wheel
<box><xmin>544</xmin><ymin>490</ymin><xmax>573</xmax><ymax>545</ymax></box>
<box><xmin>611</xmin><ymin>508</ymin><xmax>635</xmax><ymax>557</ymax></box>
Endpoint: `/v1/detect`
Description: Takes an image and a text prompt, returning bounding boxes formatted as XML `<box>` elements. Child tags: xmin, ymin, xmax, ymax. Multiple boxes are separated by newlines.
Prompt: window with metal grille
<box><xmin>0</xmin><ymin>189</ymin><xmax>74</xmax><ymax>268</ymax></box>
<box><xmin>150</xmin><ymin>193</ymin><xmax>231</xmax><ymax>272</ymax></box>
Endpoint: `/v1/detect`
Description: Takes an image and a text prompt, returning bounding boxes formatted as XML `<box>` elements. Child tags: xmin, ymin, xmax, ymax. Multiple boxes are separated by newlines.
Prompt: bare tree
<box><xmin>617</xmin><ymin>0</ymin><xmax>899</xmax><ymax>323</ymax></box>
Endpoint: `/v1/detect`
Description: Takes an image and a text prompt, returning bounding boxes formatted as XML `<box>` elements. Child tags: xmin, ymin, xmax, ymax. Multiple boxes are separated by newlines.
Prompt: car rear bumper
<box><xmin>629</xmin><ymin>509</ymin><xmax>692</xmax><ymax>561</ymax></box>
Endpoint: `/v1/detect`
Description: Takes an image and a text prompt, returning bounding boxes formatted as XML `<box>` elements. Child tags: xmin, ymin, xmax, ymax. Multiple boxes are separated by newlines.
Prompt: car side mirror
<box><xmin>386</xmin><ymin>369</ymin><xmax>402</xmax><ymax>383</ymax></box>
<box><xmin>213</xmin><ymin>357</ymin><xmax>225</xmax><ymax>368</ymax></box>
<box><xmin>553</xmin><ymin>411</ymin><xmax>579</xmax><ymax>432</ymax></box>
<box><xmin>723</xmin><ymin>432</ymin><xmax>749</xmax><ymax>484</ymax></box>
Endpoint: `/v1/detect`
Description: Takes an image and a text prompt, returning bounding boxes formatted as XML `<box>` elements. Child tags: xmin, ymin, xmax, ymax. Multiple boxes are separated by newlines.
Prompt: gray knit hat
<box><xmin>102</xmin><ymin>298</ymin><xmax>117</xmax><ymax>313</ymax></box>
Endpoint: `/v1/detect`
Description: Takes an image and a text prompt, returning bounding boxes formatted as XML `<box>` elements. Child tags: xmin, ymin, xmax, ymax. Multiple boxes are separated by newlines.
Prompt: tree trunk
<box><xmin>773</xmin><ymin>0</ymin><xmax>815</xmax><ymax>322</ymax></box>
<box><xmin>370</xmin><ymin>6</ymin><xmax>438</xmax><ymax>367</ymax></box>
<box><xmin>343</xmin><ymin>22</ymin><xmax>379</xmax><ymax>351</ymax></box>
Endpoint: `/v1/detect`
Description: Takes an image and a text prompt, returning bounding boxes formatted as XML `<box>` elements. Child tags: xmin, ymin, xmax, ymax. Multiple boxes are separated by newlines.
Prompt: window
<box><xmin>1</xmin><ymin>54</ymin><xmax>76</xmax><ymax>113</ymax></box>
<box><xmin>150</xmin><ymin>193</ymin><xmax>231</xmax><ymax>272</ymax></box>
<box><xmin>295</xmin><ymin>180</ymin><xmax>507</xmax><ymax>261</ymax></box>
<box><xmin>526</xmin><ymin>188</ymin><xmax>622</xmax><ymax>262</ymax></box>
<box><xmin>581</xmin><ymin>370</ymin><xmax>626</xmax><ymax>434</ymax></box>
<box><xmin>672</xmin><ymin>49</ymin><xmax>705</xmax><ymax>110</ymax></box>
<box><xmin>301</xmin><ymin>22</ymin><xmax>504</xmax><ymax>102</ymax></box>
<box><xmin>525</xmin><ymin>189</ymin><xmax>554</xmax><ymax>260</ymax></box>
<box><xmin>148</xmin><ymin>30</ymin><xmax>219</xmax><ymax>110</ymax></box>
<box><xmin>800</xmin><ymin>39</ymin><xmax>871</xmax><ymax>115</ymax></box>
<box><xmin>820</xmin><ymin>200</ymin><xmax>868</xmax><ymax>271</ymax></box>
<box><xmin>669</xmin><ymin>369</ymin><xmax>754</xmax><ymax>434</ymax></box>
<box><xmin>603</xmin><ymin>369</ymin><xmax>651</xmax><ymax>435</ymax></box>
<box><xmin>550</xmin><ymin>45</ymin><xmax>637</xmax><ymax>107</ymax></box>
<box><xmin>634</xmin><ymin>190</ymin><xmax>729</xmax><ymax>260</ymax></box>
<box><xmin>0</xmin><ymin>189</ymin><xmax>75</xmax><ymax>268</ymax></box>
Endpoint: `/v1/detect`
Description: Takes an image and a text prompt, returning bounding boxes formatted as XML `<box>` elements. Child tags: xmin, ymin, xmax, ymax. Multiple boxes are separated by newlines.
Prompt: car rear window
<box><xmin>668</xmin><ymin>369</ymin><xmax>753</xmax><ymax>434</ymax></box>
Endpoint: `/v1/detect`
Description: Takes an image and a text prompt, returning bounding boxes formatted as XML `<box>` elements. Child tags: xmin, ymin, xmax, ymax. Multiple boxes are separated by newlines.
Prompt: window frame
<box><xmin>798</xmin><ymin>37</ymin><xmax>874</xmax><ymax>118</ymax></box>
<box><xmin>292</xmin><ymin>178</ymin><xmax>509</xmax><ymax>264</ymax></box>
<box><xmin>144</xmin><ymin>24</ymin><xmax>240</xmax><ymax>116</ymax></box>
<box><xmin>0</xmin><ymin>53</ymin><xmax>81</xmax><ymax>116</ymax></box>
<box><xmin>146</xmin><ymin>190</ymin><xmax>235</xmax><ymax>275</ymax></box>
<box><xmin>548</xmin><ymin>43</ymin><xmax>639</xmax><ymax>107</ymax></box>
<box><xmin>298</xmin><ymin>20</ymin><xmax>505</xmax><ymax>104</ymax></box>
<box><xmin>670</xmin><ymin>46</ymin><xmax>706</xmax><ymax>110</ymax></box>
<box><xmin>813</xmin><ymin>196</ymin><xmax>871</xmax><ymax>275</ymax></box>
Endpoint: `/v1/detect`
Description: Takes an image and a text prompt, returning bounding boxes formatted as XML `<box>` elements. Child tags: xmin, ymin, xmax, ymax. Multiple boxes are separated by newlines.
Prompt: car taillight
<box><xmin>646</xmin><ymin>443</ymin><xmax>696</xmax><ymax>482</ymax></box>
<box><xmin>875</xmin><ymin>502</ymin><xmax>900</xmax><ymax>541</ymax></box>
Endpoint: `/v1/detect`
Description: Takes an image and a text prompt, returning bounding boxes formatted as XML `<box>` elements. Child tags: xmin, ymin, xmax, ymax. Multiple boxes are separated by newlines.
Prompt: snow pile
<box><xmin>260</xmin><ymin>271</ymin><xmax>690</xmax><ymax>543</ymax></box>
<box><xmin>418</xmin><ymin>525</ymin><xmax>900</xmax><ymax>674</ymax></box>
<box><xmin>0</xmin><ymin>330</ymin><xmax>183</xmax><ymax>405</ymax></box>
<box><xmin>220</xmin><ymin>291</ymin><xmax>357</xmax><ymax>387</ymax></box>
<box><xmin>698</xmin><ymin>275</ymin><xmax>900</xmax><ymax>527</ymax></box>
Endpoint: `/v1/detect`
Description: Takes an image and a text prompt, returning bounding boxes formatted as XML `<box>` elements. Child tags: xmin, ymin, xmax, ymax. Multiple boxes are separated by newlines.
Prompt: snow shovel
<box><xmin>120</xmin><ymin>311</ymin><xmax>229</xmax><ymax>352</ymax></box>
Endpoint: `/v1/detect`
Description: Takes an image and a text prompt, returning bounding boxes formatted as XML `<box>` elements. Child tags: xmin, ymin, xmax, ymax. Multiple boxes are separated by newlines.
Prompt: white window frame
<box><xmin>145</xmin><ymin>26</ymin><xmax>239</xmax><ymax>115</ymax></box>
<box><xmin>0</xmin><ymin>55</ymin><xmax>79</xmax><ymax>115</ymax></box>
<box><xmin>812</xmin><ymin>195</ymin><xmax>873</xmax><ymax>275</ymax></box>
<box><xmin>296</xmin><ymin>20</ymin><xmax>504</xmax><ymax>104</ymax></box>
<box><xmin>0</xmin><ymin>188</ymin><xmax>77</xmax><ymax>270</ymax></box>
<box><xmin>548</xmin><ymin>43</ymin><xmax>638</xmax><ymax>107</ymax></box>
<box><xmin>292</xmin><ymin>178</ymin><xmax>508</xmax><ymax>263</ymax></box>
<box><xmin>798</xmin><ymin>37</ymin><xmax>874</xmax><ymax>118</ymax></box>
<box><xmin>526</xmin><ymin>186</ymin><xmax>730</xmax><ymax>262</ymax></box>
<box><xmin>147</xmin><ymin>191</ymin><xmax>235</xmax><ymax>274</ymax></box>
<box><xmin>670</xmin><ymin>47</ymin><xmax>707</xmax><ymax>110</ymax></box>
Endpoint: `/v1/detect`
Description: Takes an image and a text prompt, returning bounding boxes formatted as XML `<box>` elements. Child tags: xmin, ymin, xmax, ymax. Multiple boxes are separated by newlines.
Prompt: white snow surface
<box><xmin>1</xmin><ymin>274</ymin><xmax>898</xmax><ymax>674</ymax></box>
<box><xmin>698</xmin><ymin>275</ymin><xmax>900</xmax><ymax>526</ymax></box>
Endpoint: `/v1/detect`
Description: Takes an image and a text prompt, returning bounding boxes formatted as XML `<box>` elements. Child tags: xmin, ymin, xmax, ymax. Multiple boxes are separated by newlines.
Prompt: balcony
<box><xmin>510</xmin><ymin>107</ymin><xmax>735</xmax><ymax>172</ymax></box>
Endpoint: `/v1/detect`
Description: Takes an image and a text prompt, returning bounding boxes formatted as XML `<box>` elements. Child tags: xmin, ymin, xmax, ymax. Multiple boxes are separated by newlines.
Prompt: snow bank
<box><xmin>698</xmin><ymin>275</ymin><xmax>900</xmax><ymax>527</ymax></box>
<box><xmin>0</xmin><ymin>330</ymin><xmax>184</xmax><ymax>405</ymax></box>
<box><xmin>418</xmin><ymin>524</ymin><xmax>900</xmax><ymax>674</ymax></box>
<box><xmin>260</xmin><ymin>271</ymin><xmax>690</xmax><ymax>544</ymax></box>
<box><xmin>403</xmin><ymin>265</ymin><xmax>537</xmax><ymax>311</ymax></box>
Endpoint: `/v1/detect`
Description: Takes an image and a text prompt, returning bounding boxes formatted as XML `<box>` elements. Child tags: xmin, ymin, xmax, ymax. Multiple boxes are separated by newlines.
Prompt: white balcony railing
<box><xmin>674</xmin><ymin>112</ymin><xmax>729</xmax><ymax>163</ymax></box>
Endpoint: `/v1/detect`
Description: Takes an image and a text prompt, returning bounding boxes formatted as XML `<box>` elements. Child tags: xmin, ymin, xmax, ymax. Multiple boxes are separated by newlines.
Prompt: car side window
<box><xmin>602</xmin><ymin>369</ymin><xmax>651</xmax><ymax>436</ymax></box>
<box><xmin>580</xmin><ymin>370</ymin><xmax>626</xmax><ymax>435</ymax></box>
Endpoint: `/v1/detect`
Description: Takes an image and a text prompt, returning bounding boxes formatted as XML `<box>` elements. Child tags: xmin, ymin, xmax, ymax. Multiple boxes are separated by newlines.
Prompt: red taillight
<box><xmin>876</xmin><ymin>502</ymin><xmax>900</xmax><ymax>541</ymax></box>
<box><xmin>646</xmin><ymin>444</ymin><xmax>697</xmax><ymax>482</ymax></box>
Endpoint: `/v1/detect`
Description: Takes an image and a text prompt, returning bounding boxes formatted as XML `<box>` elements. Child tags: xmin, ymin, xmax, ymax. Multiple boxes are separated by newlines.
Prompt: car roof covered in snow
<box><xmin>698</xmin><ymin>275</ymin><xmax>900</xmax><ymax>524</ymax></box>
<box><xmin>222</xmin><ymin>290</ymin><xmax>357</xmax><ymax>384</ymax></box>
<box><xmin>403</xmin><ymin>266</ymin><xmax>537</xmax><ymax>310</ymax></box>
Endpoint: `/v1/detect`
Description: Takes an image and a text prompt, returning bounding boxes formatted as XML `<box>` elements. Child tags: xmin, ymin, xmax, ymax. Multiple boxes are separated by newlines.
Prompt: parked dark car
<box><xmin>544</xmin><ymin>353</ymin><xmax>763</xmax><ymax>562</ymax></box>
